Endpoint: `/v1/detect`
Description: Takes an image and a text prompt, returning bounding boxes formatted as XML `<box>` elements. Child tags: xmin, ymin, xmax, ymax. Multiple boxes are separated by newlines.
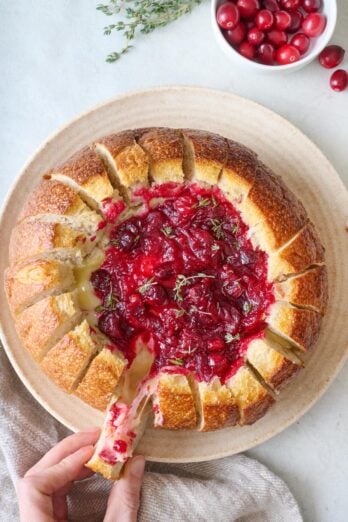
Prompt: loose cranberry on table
<box><xmin>237</xmin><ymin>0</ymin><xmax>260</xmax><ymax>18</ymax></box>
<box><xmin>225</xmin><ymin>22</ymin><xmax>246</xmax><ymax>45</ymax></box>
<box><xmin>319</xmin><ymin>45</ymin><xmax>345</xmax><ymax>69</ymax></box>
<box><xmin>302</xmin><ymin>0</ymin><xmax>322</xmax><ymax>13</ymax></box>
<box><xmin>256</xmin><ymin>9</ymin><xmax>274</xmax><ymax>30</ymax></box>
<box><xmin>290</xmin><ymin>33</ymin><xmax>310</xmax><ymax>55</ymax></box>
<box><xmin>247</xmin><ymin>27</ymin><xmax>265</xmax><ymax>45</ymax></box>
<box><xmin>302</xmin><ymin>13</ymin><xmax>326</xmax><ymax>37</ymax></box>
<box><xmin>276</xmin><ymin>44</ymin><xmax>300</xmax><ymax>64</ymax></box>
<box><xmin>330</xmin><ymin>70</ymin><xmax>348</xmax><ymax>92</ymax></box>
<box><xmin>217</xmin><ymin>2</ymin><xmax>240</xmax><ymax>30</ymax></box>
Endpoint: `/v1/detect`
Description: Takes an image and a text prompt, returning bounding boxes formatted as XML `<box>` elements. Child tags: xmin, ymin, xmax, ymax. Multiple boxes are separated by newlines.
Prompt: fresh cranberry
<box><xmin>245</xmin><ymin>19</ymin><xmax>255</xmax><ymax>30</ymax></box>
<box><xmin>302</xmin><ymin>0</ymin><xmax>321</xmax><ymax>13</ymax></box>
<box><xmin>237</xmin><ymin>0</ymin><xmax>260</xmax><ymax>18</ymax></box>
<box><xmin>280</xmin><ymin>0</ymin><xmax>300</xmax><ymax>10</ymax></box>
<box><xmin>256</xmin><ymin>9</ymin><xmax>274</xmax><ymax>30</ymax></box>
<box><xmin>330</xmin><ymin>70</ymin><xmax>348</xmax><ymax>92</ymax></box>
<box><xmin>302</xmin><ymin>13</ymin><xmax>326</xmax><ymax>37</ymax></box>
<box><xmin>113</xmin><ymin>439</ymin><xmax>128</xmax><ymax>453</ymax></box>
<box><xmin>287</xmin><ymin>10</ymin><xmax>303</xmax><ymax>33</ymax></box>
<box><xmin>91</xmin><ymin>269</ymin><xmax>111</xmax><ymax>292</ymax></box>
<box><xmin>247</xmin><ymin>27</ymin><xmax>265</xmax><ymax>45</ymax></box>
<box><xmin>276</xmin><ymin>44</ymin><xmax>300</xmax><ymax>64</ymax></box>
<box><xmin>290</xmin><ymin>33</ymin><xmax>310</xmax><ymax>54</ymax></box>
<box><xmin>225</xmin><ymin>22</ymin><xmax>247</xmax><ymax>45</ymax></box>
<box><xmin>216</xmin><ymin>2</ymin><xmax>240</xmax><ymax>30</ymax></box>
<box><xmin>319</xmin><ymin>45</ymin><xmax>345</xmax><ymax>69</ymax></box>
<box><xmin>257</xmin><ymin>42</ymin><xmax>276</xmax><ymax>64</ymax></box>
<box><xmin>267</xmin><ymin>29</ymin><xmax>287</xmax><ymax>47</ymax></box>
<box><xmin>262</xmin><ymin>0</ymin><xmax>280</xmax><ymax>12</ymax></box>
<box><xmin>238</xmin><ymin>41</ymin><xmax>256</xmax><ymax>59</ymax></box>
<box><xmin>274</xmin><ymin>10</ymin><xmax>291</xmax><ymax>30</ymax></box>
<box><xmin>207</xmin><ymin>338</ymin><xmax>225</xmax><ymax>352</ymax></box>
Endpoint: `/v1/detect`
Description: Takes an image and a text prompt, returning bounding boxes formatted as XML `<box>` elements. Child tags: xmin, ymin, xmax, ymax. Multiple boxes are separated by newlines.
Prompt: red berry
<box><xmin>274</xmin><ymin>10</ymin><xmax>291</xmax><ymax>30</ymax></box>
<box><xmin>276</xmin><ymin>44</ymin><xmax>301</xmax><ymax>64</ymax></box>
<box><xmin>247</xmin><ymin>27</ymin><xmax>265</xmax><ymax>45</ymax></box>
<box><xmin>245</xmin><ymin>20</ymin><xmax>255</xmax><ymax>30</ymax></box>
<box><xmin>256</xmin><ymin>9</ymin><xmax>274</xmax><ymax>30</ymax></box>
<box><xmin>217</xmin><ymin>2</ymin><xmax>240</xmax><ymax>30</ymax></box>
<box><xmin>263</xmin><ymin>0</ymin><xmax>280</xmax><ymax>12</ymax></box>
<box><xmin>238</xmin><ymin>40</ymin><xmax>256</xmax><ymax>59</ymax></box>
<box><xmin>290</xmin><ymin>33</ymin><xmax>310</xmax><ymax>54</ymax></box>
<box><xmin>113</xmin><ymin>439</ymin><xmax>128</xmax><ymax>453</ymax></box>
<box><xmin>258</xmin><ymin>42</ymin><xmax>276</xmax><ymax>64</ymax></box>
<box><xmin>225</xmin><ymin>22</ymin><xmax>247</xmax><ymax>45</ymax></box>
<box><xmin>237</xmin><ymin>0</ymin><xmax>260</xmax><ymax>18</ymax></box>
<box><xmin>319</xmin><ymin>45</ymin><xmax>345</xmax><ymax>69</ymax></box>
<box><xmin>330</xmin><ymin>70</ymin><xmax>348</xmax><ymax>92</ymax></box>
<box><xmin>280</xmin><ymin>0</ymin><xmax>300</xmax><ymax>10</ymax></box>
<box><xmin>287</xmin><ymin>10</ymin><xmax>303</xmax><ymax>33</ymax></box>
<box><xmin>302</xmin><ymin>13</ymin><xmax>326</xmax><ymax>37</ymax></box>
<box><xmin>302</xmin><ymin>0</ymin><xmax>321</xmax><ymax>13</ymax></box>
<box><xmin>267</xmin><ymin>29</ymin><xmax>287</xmax><ymax>47</ymax></box>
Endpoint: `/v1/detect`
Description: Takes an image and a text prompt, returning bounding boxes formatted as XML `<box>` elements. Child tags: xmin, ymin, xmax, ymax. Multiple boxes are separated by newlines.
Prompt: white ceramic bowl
<box><xmin>211</xmin><ymin>0</ymin><xmax>337</xmax><ymax>74</ymax></box>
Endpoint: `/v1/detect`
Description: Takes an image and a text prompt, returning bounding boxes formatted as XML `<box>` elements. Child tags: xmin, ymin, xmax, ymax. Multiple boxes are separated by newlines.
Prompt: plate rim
<box><xmin>1</xmin><ymin>85</ymin><xmax>348</xmax><ymax>463</ymax></box>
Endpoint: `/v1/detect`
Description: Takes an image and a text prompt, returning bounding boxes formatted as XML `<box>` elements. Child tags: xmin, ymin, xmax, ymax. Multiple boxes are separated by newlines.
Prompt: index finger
<box><xmin>25</xmin><ymin>427</ymin><xmax>100</xmax><ymax>477</ymax></box>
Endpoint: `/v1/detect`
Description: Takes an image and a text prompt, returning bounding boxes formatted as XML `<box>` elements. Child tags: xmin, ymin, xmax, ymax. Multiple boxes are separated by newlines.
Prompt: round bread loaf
<box><xmin>5</xmin><ymin>128</ymin><xmax>328</xmax><ymax>479</ymax></box>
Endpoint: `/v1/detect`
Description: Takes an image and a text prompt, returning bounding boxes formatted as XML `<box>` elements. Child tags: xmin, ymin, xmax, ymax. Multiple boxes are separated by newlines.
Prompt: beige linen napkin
<box><xmin>0</xmin><ymin>345</ymin><xmax>302</xmax><ymax>522</ymax></box>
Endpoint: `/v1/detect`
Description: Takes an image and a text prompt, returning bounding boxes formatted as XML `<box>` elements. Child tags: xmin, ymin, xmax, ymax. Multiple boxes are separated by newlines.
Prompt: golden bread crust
<box><xmin>181</xmin><ymin>129</ymin><xmax>228</xmax><ymax>185</ymax></box>
<box><xmin>218</xmin><ymin>139</ymin><xmax>258</xmax><ymax>201</ymax></box>
<box><xmin>5</xmin><ymin>260</ymin><xmax>75</xmax><ymax>315</ymax></box>
<box><xmin>15</xmin><ymin>292</ymin><xmax>81</xmax><ymax>361</ymax></box>
<box><xmin>153</xmin><ymin>373</ymin><xmax>197</xmax><ymax>429</ymax></box>
<box><xmin>226</xmin><ymin>365</ymin><xmax>275</xmax><ymax>425</ymax></box>
<box><xmin>74</xmin><ymin>348</ymin><xmax>126</xmax><ymax>411</ymax></box>
<box><xmin>96</xmin><ymin>131</ymin><xmax>149</xmax><ymax>191</ymax></box>
<box><xmin>246</xmin><ymin>338</ymin><xmax>300</xmax><ymax>391</ymax></box>
<box><xmin>40</xmin><ymin>320</ymin><xmax>97</xmax><ymax>392</ymax></box>
<box><xmin>268</xmin><ymin>222</ymin><xmax>325</xmax><ymax>280</ymax></box>
<box><xmin>192</xmin><ymin>378</ymin><xmax>239</xmax><ymax>431</ymax></box>
<box><xmin>86</xmin><ymin>456</ymin><xmax>123</xmax><ymax>480</ymax></box>
<box><xmin>274</xmin><ymin>265</ymin><xmax>328</xmax><ymax>314</ymax></box>
<box><xmin>50</xmin><ymin>147</ymin><xmax>116</xmax><ymax>208</ymax></box>
<box><xmin>268</xmin><ymin>302</ymin><xmax>322</xmax><ymax>351</ymax></box>
<box><xmin>137</xmin><ymin>127</ymin><xmax>185</xmax><ymax>183</ymax></box>
<box><xmin>9</xmin><ymin>221</ymin><xmax>86</xmax><ymax>266</ymax></box>
<box><xmin>18</xmin><ymin>180</ymin><xmax>87</xmax><ymax>222</ymax></box>
<box><xmin>240</xmin><ymin>163</ymin><xmax>307</xmax><ymax>253</ymax></box>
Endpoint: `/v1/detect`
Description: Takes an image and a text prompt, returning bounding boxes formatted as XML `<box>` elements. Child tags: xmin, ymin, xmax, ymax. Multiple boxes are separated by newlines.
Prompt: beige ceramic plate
<box><xmin>1</xmin><ymin>87</ymin><xmax>348</xmax><ymax>463</ymax></box>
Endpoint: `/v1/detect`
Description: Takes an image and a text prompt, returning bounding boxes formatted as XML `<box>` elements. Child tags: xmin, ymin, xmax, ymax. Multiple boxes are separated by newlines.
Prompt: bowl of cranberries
<box><xmin>212</xmin><ymin>0</ymin><xmax>337</xmax><ymax>72</ymax></box>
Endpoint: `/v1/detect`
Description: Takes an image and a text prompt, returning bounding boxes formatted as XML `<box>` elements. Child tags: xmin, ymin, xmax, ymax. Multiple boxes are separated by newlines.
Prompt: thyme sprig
<box><xmin>168</xmin><ymin>357</ymin><xmax>185</xmax><ymax>366</ymax></box>
<box><xmin>210</xmin><ymin>219</ymin><xmax>224</xmax><ymax>240</ymax></box>
<box><xmin>161</xmin><ymin>225</ymin><xmax>174</xmax><ymax>238</ymax></box>
<box><xmin>173</xmin><ymin>273</ymin><xmax>215</xmax><ymax>303</ymax></box>
<box><xmin>225</xmin><ymin>333</ymin><xmax>241</xmax><ymax>343</ymax></box>
<box><xmin>97</xmin><ymin>0</ymin><xmax>202</xmax><ymax>63</ymax></box>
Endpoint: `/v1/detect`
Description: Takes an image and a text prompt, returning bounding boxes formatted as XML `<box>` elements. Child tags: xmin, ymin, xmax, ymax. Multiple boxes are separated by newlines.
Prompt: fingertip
<box><xmin>128</xmin><ymin>455</ymin><xmax>145</xmax><ymax>479</ymax></box>
<box><xmin>83</xmin><ymin>426</ymin><xmax>101</xmax><ymax>434</ymax></box>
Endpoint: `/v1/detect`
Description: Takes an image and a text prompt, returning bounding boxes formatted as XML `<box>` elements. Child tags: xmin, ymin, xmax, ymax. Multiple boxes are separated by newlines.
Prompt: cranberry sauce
<box><xmin>91</xmin><ymin>183</ymin><xmax>274</xmax><ymax>383</ymax></box>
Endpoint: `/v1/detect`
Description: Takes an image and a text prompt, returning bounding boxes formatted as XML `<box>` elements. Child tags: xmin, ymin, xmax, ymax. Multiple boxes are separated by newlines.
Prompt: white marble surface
<box><xmin>0</xmin><ymin>1</ymin><xmax>347</xmax><ymax>520</ymax></box>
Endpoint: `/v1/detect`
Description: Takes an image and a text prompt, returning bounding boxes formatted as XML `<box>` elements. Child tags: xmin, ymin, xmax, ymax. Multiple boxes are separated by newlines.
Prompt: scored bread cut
<box><xmin>5</xmin><ymin>259</ymin><xmax>75</xmax><ymax>315</ymax></box>
<box><xmin>14</xmin><ymin>291</ymin><xmax>82</xmax><ymax>361</ymax></box>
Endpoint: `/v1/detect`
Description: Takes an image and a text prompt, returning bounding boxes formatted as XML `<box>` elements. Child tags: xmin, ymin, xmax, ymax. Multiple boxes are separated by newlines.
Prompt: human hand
<box><xmin>17</xmin><ymin>427</ymin><xmax>145</xmax><ymax>522</ymax></box>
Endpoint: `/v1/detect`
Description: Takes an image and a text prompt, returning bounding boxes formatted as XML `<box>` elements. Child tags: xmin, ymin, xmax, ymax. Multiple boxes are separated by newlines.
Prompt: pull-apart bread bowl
<box><xmin>5</xmin><ymin>128</ymin><xmax>328</xmax><ymax>479</ymax></box>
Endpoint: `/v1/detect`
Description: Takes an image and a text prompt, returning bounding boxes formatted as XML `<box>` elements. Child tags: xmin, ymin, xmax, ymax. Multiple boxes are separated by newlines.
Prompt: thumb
<box><xmin>104</xmin><ymin>456</ymin><xmax>145</xmax><ymax>522</ymax></box>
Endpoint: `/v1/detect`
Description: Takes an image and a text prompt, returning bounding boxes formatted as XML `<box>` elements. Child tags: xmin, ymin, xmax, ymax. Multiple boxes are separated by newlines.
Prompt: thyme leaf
<box><xmin>210</xmin><ymin>219</ymin><xmax>224</xmax><ymax>240</ymax></box>
<box><xmin>168</xmin><ymin>357</ymin><xmax>184</xmax><ymax>366</ymax></box>
<box><xmin>225</xmin><ymin>333</ymin><xmax>241</xmax><ymax>343</ymax></box>
<box><xmin>161</xmin><ymin>225</ymin><xmax>174</xmax><ymax>238</ymax></box>
<box><xmin>97</xmin><ymin>0</ymin><xmax>202</xmax><ymax>63</ymax></box>
<box><xmin>138</xmin><ymin>277</ymin><xmax>157</xmax><ymax>295</ymax></box>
